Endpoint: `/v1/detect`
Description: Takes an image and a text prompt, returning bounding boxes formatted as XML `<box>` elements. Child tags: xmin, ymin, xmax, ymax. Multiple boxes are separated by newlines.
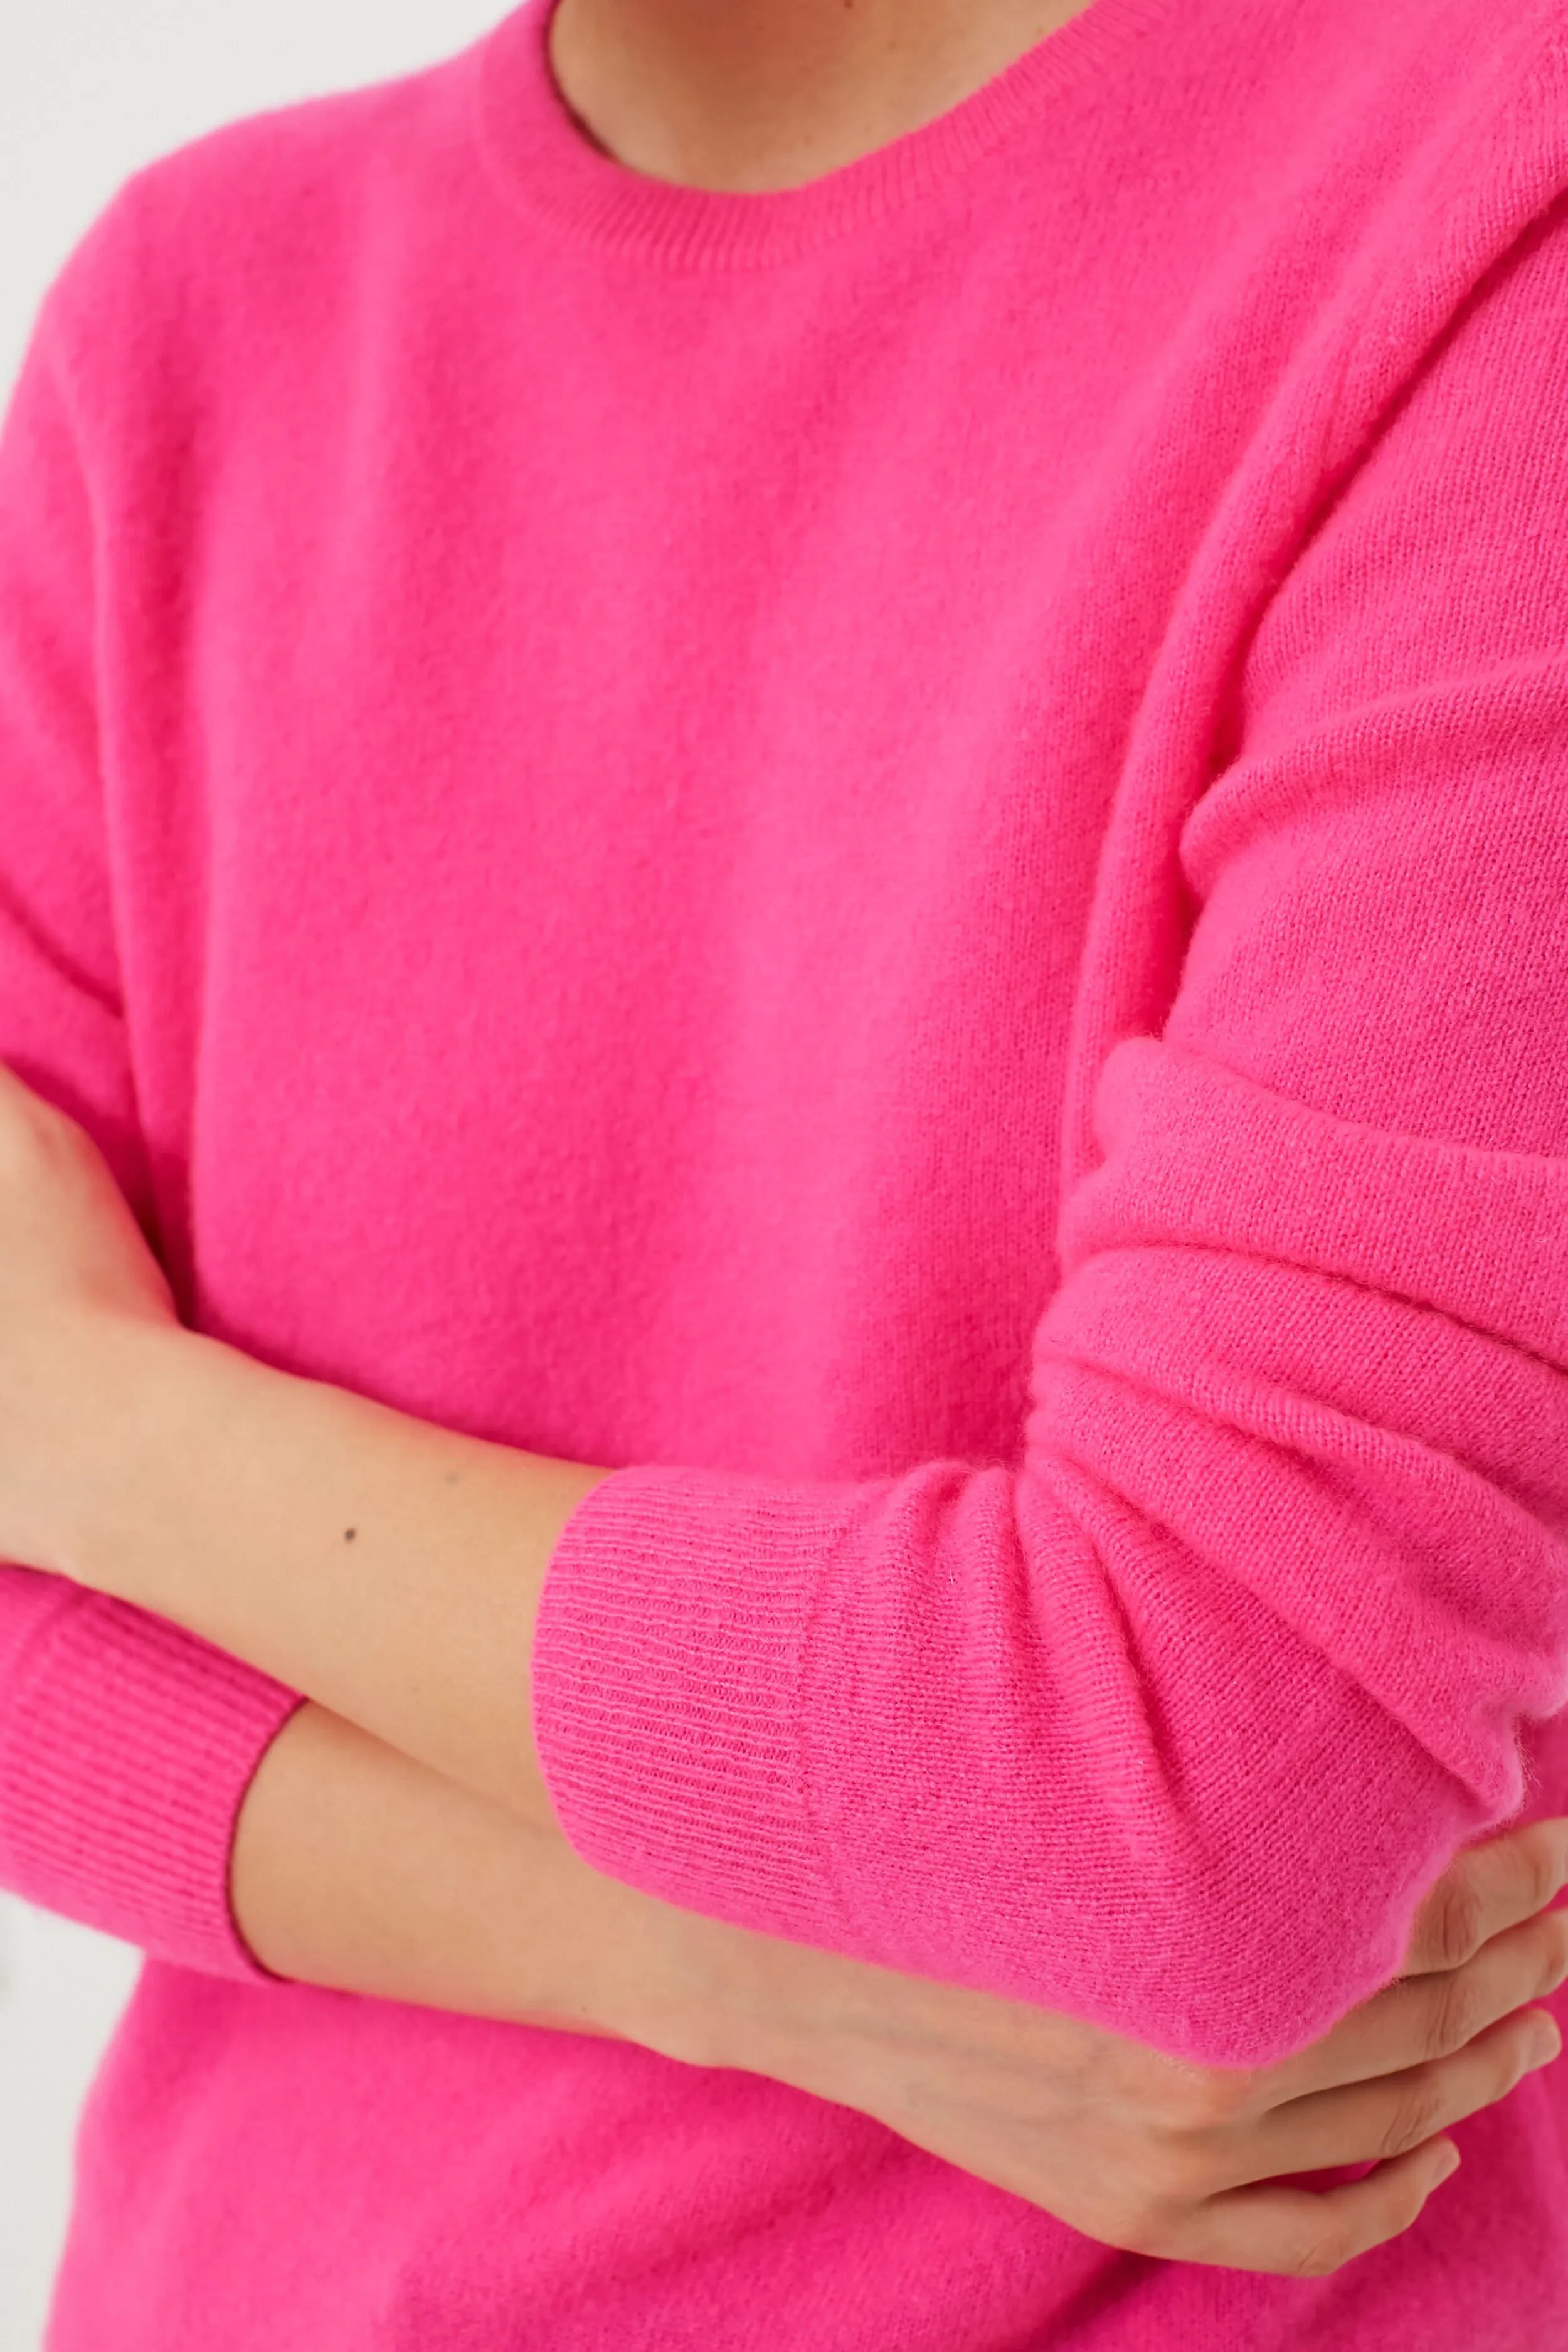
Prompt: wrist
<box><xmin>38</xmin><ymin>1315</ymin><xmax>198</xmax><ymax>1592</ymax></box>
<box><xmin>615</xmin><ymin>1892</ymin><xmax>862</xmax><ymax>2090</ymax></box>
<box><xmin>60</xmin><ymin>1320</ymin><xmax>250</xmax><ymax>1601</ymax></box>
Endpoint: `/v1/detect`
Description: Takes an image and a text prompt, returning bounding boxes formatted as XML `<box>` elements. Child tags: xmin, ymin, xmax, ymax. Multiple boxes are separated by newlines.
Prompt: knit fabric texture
<box><xmin>4</xmin><ymin>0</ymin><xmax>1568</xmax><ymax>2341</ymax></box>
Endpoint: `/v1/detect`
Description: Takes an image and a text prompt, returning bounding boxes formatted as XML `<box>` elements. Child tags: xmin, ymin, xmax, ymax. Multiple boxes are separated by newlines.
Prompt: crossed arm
<box><xmin>0</xmin><ymin>1054</ymin><xmax>649</xmax><ymax>2010</ymax></box>
<box><xmin>61</xmin><ymin>1316</ymin><xmax>609</xmax><ymax>1835</ymax></box>
<box><xmin>2</xmin><ymin>1056</ymin><xmax>1566</xmax><ymax>2285</ymax></box>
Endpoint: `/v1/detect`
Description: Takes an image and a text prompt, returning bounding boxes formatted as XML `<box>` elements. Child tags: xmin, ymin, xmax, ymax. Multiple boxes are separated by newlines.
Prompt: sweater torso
<box><xmin>6</xmin><ymin>1</ymin><xmax>1568</xmax><ymax>2343</ymax></box>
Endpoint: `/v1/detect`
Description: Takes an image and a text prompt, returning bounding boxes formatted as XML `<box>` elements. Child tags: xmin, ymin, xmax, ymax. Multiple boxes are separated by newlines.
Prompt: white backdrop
<box><xmin>0</xmin><ymin>6</ymin><xmax>504</xmax><ymax>2345</ymax></box>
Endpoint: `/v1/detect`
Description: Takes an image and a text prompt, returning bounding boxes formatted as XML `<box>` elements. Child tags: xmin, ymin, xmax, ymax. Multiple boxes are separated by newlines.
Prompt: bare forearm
<box><xmin>229</xmin><ymin>1698</ymin><xmax>889</xmax><ymax>2098</ymax></box>
<box><xmin>233</xmin><ymin>1698</ymin><xmax>691</xmax><ymax>2041</ymax></box>
<box><xmin>228</xmin><ymin>1705</ymin><xmax>1568</xmax><ymax>2286</ymax></box>
<box><xmin>66</xmin><ymin>1327</ymin><xmax>612</xmax><ymax>1830</ymax></box>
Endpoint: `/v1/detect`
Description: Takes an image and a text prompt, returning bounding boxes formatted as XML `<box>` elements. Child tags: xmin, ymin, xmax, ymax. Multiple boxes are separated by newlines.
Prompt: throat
<box><xmin>548</xmin><ymin>0</ymin><xmax>1101</xmax><ymax>194</ymax></box>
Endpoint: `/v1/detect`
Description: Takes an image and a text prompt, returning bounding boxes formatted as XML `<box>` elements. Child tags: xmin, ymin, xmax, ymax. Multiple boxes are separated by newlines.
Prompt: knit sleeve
<box><xmin>532</xmin><ymin>208</ymin><xmax>1568</xmax><ymax>2068</ymax></box>
<box><xmin>0</xmin><ymin>280</ymin><xmax>301</xmax><ymax>1978</ymax></box>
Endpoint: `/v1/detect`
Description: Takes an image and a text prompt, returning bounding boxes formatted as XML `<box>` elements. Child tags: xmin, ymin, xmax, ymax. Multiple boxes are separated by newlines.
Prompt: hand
<box><xmin>644</xmin><ymin>1816</ymin><xmax>1568</xmax><ymax>2278</ymax></box>
<box><xmin>0</xmin><ymin>1061</ymin><xmax>178</xmax><ymax>1572</ymax></box>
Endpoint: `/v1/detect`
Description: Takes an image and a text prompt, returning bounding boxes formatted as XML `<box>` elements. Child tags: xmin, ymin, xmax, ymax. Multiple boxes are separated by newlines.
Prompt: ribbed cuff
<box><xmin>532</xmin><ymin>1463</ymin><xmax>876</xmax><ymax>1947</ymax></box>
<box><xmin>0</xmin><ymin>1577</ymin><xmax>303</xmax><ymax>1979</ymax></box>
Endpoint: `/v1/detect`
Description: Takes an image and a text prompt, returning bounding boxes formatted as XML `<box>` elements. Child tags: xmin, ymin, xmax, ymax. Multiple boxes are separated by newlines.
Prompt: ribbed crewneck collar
<box><xmin>475</xmin><ymin>0</ymin><xmax>1181</xmax><ymax>270</ymax></box>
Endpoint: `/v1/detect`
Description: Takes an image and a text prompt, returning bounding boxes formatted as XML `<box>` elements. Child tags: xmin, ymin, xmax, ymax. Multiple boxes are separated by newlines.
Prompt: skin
<box><xmin>1</xmin><ymin>1056</ymin><xmax>1565</xmax><ymax>2277</ymax></box>
<box><xmin>546</xmin><ymin>0</ymin><xmax>1100</xmax><ymax>193</ymax></box>
<box><xmin>1</xmin><ymin>1</ymin><xmax>1562</xmax><ymax>2282</ymax></box>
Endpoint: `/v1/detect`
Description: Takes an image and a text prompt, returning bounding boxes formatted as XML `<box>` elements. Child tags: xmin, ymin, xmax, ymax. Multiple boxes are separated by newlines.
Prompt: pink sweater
<box><xmin>5</xmin><ymin>0</ymin><xmax>1568</xmax><ymax>2339</ymax></box>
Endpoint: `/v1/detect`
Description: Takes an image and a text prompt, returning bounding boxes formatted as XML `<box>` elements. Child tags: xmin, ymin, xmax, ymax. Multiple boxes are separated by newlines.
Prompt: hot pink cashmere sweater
<box><xmin>5</xmin><ymin>0</ymin><xmax>1568</xmax><ymax>2340</ymax></box>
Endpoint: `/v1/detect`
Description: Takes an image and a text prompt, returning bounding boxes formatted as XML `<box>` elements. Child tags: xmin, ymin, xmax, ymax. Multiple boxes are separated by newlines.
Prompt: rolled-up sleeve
<box><xmin>532</xmin><ymin>200</ymin><xmax>1568</xmax><ymax>2068</ymax></box>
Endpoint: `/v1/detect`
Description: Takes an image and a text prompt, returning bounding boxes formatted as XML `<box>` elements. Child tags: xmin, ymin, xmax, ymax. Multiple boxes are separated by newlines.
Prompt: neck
<box><xmin>548</xmin><ymin>0</ymin><xmax>1098</xmax><ymax>193</ymax></box>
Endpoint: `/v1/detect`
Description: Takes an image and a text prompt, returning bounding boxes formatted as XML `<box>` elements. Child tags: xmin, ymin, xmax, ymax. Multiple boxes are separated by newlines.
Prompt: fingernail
<box><xmin>1431</xmin><ymin>2144</ymin><xmax>1461</xmax><ymax>2183</ymax></box>
<box><xmin>1530</xmin><ymin>2019</ymin><xmax>1562</xmax><ymax>2067</ymax></box>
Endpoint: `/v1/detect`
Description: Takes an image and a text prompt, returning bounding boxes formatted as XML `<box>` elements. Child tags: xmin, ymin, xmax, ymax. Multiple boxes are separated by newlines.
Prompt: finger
<box><xmin>1171</xmin><ymin>2136</ymin><xmax>1461</xmax><ymax>2278</ymax></box>
<box><xmin>1262</xmin><ymin>1904</ymin><xmax>1568</xmax><ymax>2103</ymax></box>
<box><xmin>1234</xmin><ymin>2006</ymin><xmax>1559</xmax><ymax>2188</ymax></box>
<box><xmin>1402</xmin><ymin>1819</ymin><xmax>1568</xmax><ymax>1977</ymax></box>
